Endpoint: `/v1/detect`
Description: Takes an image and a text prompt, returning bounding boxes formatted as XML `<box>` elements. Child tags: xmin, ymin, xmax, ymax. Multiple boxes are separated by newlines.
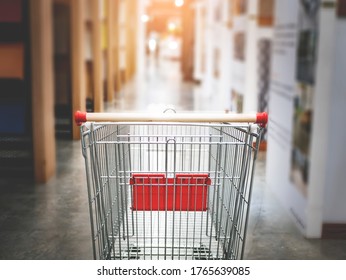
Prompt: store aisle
<box><xmin>103</xmin><ymin>57</ymin><xmax>346</xmax><ymax>259</ymax></box>
<box><xmin>109</xmin><ymin>56</ymin><xmax>207</xmax><ymax>113</ymax></box>
<box><xmin>0</xmin><ymin>57</ymin><xmax>345</xmax><ymax>260</ymax></box>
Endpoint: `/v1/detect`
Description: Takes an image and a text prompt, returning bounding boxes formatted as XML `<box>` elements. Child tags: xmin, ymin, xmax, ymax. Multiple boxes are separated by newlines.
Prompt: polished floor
<box><xmin>0</xmin><ymin>57</ymin><xmax>345</xmax><ymax>260</ymax></box>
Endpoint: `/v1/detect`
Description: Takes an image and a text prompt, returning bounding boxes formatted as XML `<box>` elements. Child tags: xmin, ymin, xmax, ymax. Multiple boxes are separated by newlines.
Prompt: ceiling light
<box><xmin>175</xmin><ymin>0</ymin><xmax>184</xmax><ymax>7</ymax></box>
<box><xmin>141</xmin><ymin>14</ymin><xmax>150</xmax><ymax>22</ymax></box>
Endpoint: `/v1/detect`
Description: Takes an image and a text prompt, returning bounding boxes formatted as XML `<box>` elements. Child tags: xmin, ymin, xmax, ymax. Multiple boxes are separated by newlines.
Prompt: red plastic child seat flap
<box><xmin>131</xmin><ymin>173</ymin><xmax>210</xmax><ymax>211</ymax></box>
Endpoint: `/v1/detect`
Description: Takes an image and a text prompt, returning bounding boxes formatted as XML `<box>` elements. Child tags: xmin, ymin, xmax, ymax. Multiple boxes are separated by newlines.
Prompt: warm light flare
<box><xmin>141</xmin><ymin>14</ymin><xmax>149</xmax><ymax>23</ymax></box>
<box><xmin>175</xmin><ymin>0</ymin><xmax>184</xmax><ymax>7</ymax></box>
<box><xmin>168</xmin><ymin>22</ymin><xmax>176</xmax><ymax>31</ymax></box>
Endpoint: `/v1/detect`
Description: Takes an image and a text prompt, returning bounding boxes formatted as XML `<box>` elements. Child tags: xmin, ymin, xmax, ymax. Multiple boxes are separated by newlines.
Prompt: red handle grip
<box><xmin>75</xmin><ymin>111</ymin><xmax>87</xmax><ymax>126</ymax></box>
<box><xmin>256</xmin><ymin>112</ymin><xmax>268</xmax><ymax>127</ymax></box>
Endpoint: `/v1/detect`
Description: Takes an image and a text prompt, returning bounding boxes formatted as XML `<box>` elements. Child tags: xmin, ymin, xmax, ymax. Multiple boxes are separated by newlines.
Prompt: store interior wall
<box><xmin>322</xmin><ymin>14</ymin><xmax>346</xmax><ymax>223</ymax></box>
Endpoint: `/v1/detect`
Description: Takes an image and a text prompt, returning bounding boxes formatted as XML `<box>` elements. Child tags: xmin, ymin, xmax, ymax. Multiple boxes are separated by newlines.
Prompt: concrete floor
<box><xmin>0</xmin><ymin>57</ymin><xmax>345</xmax><ymax>260</ymax></box>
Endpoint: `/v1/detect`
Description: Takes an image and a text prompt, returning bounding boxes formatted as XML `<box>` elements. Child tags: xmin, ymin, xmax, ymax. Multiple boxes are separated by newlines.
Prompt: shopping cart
<box><xmin>75</xmin><ymin>111</ymin><xmax>267</xmax><ymax>260</ymax></box>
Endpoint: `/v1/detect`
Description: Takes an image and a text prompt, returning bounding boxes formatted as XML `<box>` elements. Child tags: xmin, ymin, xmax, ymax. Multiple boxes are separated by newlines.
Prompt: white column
<box><xmin>201</xmin><ymin>0</ymin><xmax>214</xmax><ymax>98</ymax></box>
<box><xmin>307</xmin><ymin>2</ymin><xmax>337</xmax><ymax>238</ymax></box>
<box><xmin>243</xmin><ymin>0</ymin><xmax>258</xmax><ymax>113</ymax></box>
<box><xmin>218</xmin><ymin>0</ymin><xmax>232</xmax><ymax>111</ymax></box>
<box><xmin>193</xmin><ymin>1</ymin><xmax>204</xmax><ymax>81</ymax></box>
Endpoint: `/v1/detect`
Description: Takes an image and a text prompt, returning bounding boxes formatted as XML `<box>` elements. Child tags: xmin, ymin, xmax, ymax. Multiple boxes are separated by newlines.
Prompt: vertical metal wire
<box><xmin>241</xmin><ymin>130</ymin><xmax>260</xmax><ymax>259</ymax></box>
<box><xmin>199</xmin><ymin>136</ymin><xmax>205</xmax><ymax>250</ymax></box>
<box><xmin>171</xmin><ymin>139</ymin><xmax>177</xmax><ymax>260</ymax></box>
<box><xmin>149</xmin><ymin>176</ymin><xmax>153</xmax><ymax>260</ymax></box>
<box><xmin>114</xmin><ymin>141</ymin><xmax>123</xmax><ymax>259</ymax></box>
<box><xmin>216</xmin><ymin>143</ymin><xmax>228</xmax><ymax>259</ymax></box>
<box><xmin>81</xmin><ymin>129</ymin><xmax>97</xmax><ymax>260</ymax></box>
<box><xmin>127</xmin><ymin>132</ymin><xmax>134</xmax><ymax>238</ymax></box>
<box><xmin>178</xmin><ymin>137</ymin><xmax>184</xmax><ymax>260</ymax></box>
<box><xmin>205</xmin><ymin>133</ymin><xmax>212</xmax><ymax>235</ymax></box>
<box><xmin>208</xmin><ymin>142</ymin><xmax>220</xmax><ymax>259</ymax></box>
<box><xmin>222</xmin><ymin>143</ymin><xmax>238</xmax><ymax>259</ymax></box>
<box><xmin>214</xmin><ymin>127</ymin><xmax>224</xmax><ymax>245</ymax></box>
<box><xmin>91</xmin><ymin>125</ymin><xmax>111</xmax><ymax>259</ymax></box>
<box><xmin>121</xmin><ymin>136</ymin><xmax>131</xmax><ymax>259</ymax></box>
<box><xmin>185</xmin><ymin>176</ymin><xmax>190</xmax><ymax>260</ymax></box>
<box><xmin>157</xmin><ymin>137</ymin><xmax>160</xmax><ymax>260</ymax></box>
<box><xmin>104</xmin><ymin>144</ymin><xmax>116</xmax><ymax>257</ymax></box>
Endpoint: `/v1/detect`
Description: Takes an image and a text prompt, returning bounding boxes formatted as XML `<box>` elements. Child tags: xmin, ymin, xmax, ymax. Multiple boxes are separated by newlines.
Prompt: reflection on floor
<box><xmin>0</xmin><ymin>57</ymin><xmax>345</xmax><ymax>260</ymax></box>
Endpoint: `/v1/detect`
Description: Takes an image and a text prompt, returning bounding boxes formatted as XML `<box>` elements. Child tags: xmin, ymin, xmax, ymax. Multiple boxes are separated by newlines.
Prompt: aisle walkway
<box><xmin>0</xmin><ymin>57</ymin><xmax>345</xmax><ymax>259</ymax></box>
<box><xmin>109</xmin><ymin>56</ymin><xmax>206</xmax><ymax>112</ymax></box>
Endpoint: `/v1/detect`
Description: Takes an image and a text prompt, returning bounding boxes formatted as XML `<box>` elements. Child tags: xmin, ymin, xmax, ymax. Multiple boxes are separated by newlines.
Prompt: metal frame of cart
<box><xmin>76</xmin><ymin>111</ymin><xmax>267</xmax><ymax>260</ymax></box>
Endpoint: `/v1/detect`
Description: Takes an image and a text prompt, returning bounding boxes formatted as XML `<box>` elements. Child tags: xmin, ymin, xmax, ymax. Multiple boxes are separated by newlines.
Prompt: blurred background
<box><xmin>0</xmin><ymin>0</ymin><xmax>345</xmax><ymax>259</ymax></box>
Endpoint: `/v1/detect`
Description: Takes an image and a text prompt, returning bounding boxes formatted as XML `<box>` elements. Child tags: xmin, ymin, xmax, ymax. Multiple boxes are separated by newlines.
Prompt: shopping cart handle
<box><xmin>75</xmin><ymin>111</ymin><xmax>87</xmax><ymax>126</ymax></box>
<box><xmin>75</xmin><ymin>111</ymin><xmax>268</xmax><ymax>126</ymax></box>
<box><xmin>256</xmin><ymin>112</ymin><xmax>268</xmax><ymax>127</ymax></box>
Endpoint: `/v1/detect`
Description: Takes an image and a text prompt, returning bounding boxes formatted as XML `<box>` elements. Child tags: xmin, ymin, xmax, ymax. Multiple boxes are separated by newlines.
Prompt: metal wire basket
<box><xmin>77</xmin><ymin>111</ymin><xmax>267</xmax><ymax>260</ymax></box>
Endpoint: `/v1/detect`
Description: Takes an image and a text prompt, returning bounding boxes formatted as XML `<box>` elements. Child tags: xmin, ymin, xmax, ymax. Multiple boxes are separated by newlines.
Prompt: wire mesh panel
<box><xmin>81</xmin><ymin>122</ymin><xmax>262</xmax><ymax>260</ymax></box>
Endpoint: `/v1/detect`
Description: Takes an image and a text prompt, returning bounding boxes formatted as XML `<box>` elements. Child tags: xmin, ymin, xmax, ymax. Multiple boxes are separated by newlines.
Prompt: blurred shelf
<box><xmin>0</xmin><ymin>23</ymin><xmax>23</xmax><ymax>42</ymax></box>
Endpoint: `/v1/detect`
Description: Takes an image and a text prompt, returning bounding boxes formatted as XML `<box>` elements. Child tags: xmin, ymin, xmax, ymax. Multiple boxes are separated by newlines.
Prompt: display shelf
<box><xmin>0</xmin><ymin>0</ymin><xmax>34</xmax><ymax>179</ymax></box>
<box><xmin>0</xmin><ymin>43</ymin><xmax>24</xmax><ymax>79</ymax></box>
<box><xmin>0</xmin><ymin>23</ymin><xmax>23</xmax><ymax>42</ymax></box>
